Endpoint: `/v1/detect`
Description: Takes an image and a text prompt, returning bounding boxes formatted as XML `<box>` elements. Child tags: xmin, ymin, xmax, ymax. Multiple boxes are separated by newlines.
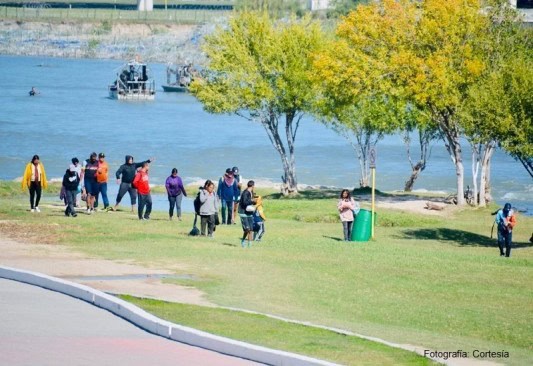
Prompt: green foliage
<box><xmin>192</xmin><ymin>12</ymin><xmax>324</xmax><ymax>116</ymax></box>
<box><xmin>233</xmin><ymin>0</ymin><xmax>307</xmax><ymax>18</ymax></box>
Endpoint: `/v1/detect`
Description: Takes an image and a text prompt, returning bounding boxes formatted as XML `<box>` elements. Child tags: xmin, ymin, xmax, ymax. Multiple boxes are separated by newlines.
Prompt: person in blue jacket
<box><xmin>217</xmin><ymin>168</ymin><xmax>239</xmax><ymax>225</ymax></box>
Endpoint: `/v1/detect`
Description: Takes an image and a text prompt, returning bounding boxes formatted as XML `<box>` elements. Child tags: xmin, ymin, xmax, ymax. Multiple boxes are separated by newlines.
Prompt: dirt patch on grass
<box><xmin>0</xmin><ymin>220</ymin><xmax>63</xmax><ymax>244</ymax></box>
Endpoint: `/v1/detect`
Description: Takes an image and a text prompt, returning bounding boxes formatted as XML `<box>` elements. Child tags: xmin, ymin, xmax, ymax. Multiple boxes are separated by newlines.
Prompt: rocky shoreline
<box><xmin>0</xmin><ymin>19</ymin><xmax>217</xmax><ymax>63</ymax></box>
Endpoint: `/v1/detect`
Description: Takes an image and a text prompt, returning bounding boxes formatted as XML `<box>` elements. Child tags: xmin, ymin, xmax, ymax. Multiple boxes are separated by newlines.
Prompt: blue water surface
<box><xmin>0</xmin><ymin>55</ymin><xmax>531</xmax><ymax>214</ymax></box>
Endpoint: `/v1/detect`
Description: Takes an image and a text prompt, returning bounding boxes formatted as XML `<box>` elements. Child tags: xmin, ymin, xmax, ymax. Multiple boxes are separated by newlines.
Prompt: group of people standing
<box><xmin>21</xmin><ymin>155</ymin><xmax>267</xmax><ymax>247</ymax></box>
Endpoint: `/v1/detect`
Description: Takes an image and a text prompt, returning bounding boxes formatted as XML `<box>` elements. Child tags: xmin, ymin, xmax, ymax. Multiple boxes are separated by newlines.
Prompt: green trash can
<box><xmin>351</xmin><ymin>209</ymin><xmax>376</xmax><ymax>242</ymax></box>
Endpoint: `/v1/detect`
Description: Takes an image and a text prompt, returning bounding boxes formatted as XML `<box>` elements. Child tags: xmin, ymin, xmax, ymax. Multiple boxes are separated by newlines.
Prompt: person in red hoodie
<box><xmin>132</xmin><ymin>162</ymin><xmax>151</xmax><ymax>221</ymax></box>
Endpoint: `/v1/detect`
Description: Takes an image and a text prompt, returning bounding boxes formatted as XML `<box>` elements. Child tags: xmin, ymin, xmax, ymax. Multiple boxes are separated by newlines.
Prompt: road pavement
<box><xmin>0</xmin><ymin>278</ymin><xmax>262</xmax><ymax>366</ymax></box>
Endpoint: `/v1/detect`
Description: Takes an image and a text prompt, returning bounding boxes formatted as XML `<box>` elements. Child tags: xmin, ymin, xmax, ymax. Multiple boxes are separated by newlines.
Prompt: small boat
<box><xmin>162</xmin><ymin>63</ymin><xmax>197</xmax><ymax>92</ymax></box>
<box><xmin>108</xmin><ymin>59</ymin><xmax>156</xmax><ymax>101</ymax></box>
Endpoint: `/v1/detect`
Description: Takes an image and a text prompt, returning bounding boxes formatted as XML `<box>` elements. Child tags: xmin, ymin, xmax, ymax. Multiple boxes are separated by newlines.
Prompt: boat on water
<box><xmin>162</xmin><ymin>63</ymin><xmax>197</xmax><ymax>93</ymax></box>
<box><xmin>108</xmin><ymin>59</ymin><xmax>156</xmax><ymax>100</ymax></box>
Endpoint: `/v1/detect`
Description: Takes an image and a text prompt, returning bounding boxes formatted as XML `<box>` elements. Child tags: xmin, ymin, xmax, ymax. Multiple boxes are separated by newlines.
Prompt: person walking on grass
<box><xmin>253</xmin><ymin>195</ymin><xmax>266</xmax><ymax>241</ymax></box>
<box><xmin>239</xmin><ymin>180</ymin><xmax>256</xmax><ymax>248</ymax></box>
<box><xmin>495</xmin><ymin>202</ymin><xmax>517</xmax><ymax>257</ymax></box>
<box><xmin>217</xmin><ymin>168</ymin><xmax>239</xmax><ymax>225</ymax></box>
<box><xmin>95</xmin><ymin>152</ymin><xmax>110</xmax><ymax>211</ymax></box>
<box><xmin>232</xmin><ymin>166</ymin><xmax>242</xmax><ymax>224</ymax></box>
<box><xmin>22</xmin><ymin>154</ymin><xmax>48</xmax><ymax>212</ymax></box>
<box><xmin>132</xmin><ymin>162</ymin><xmax>152</xmax><ymax>221</ymax></box>
<box><xmin>199</xmin><ymin>180</ymin><xmax>219</xmax><ymax>237</ymax></box>
<box><xmin>113</xmin><ymin>155</ymin><xmax>154</xmax><ymax>212</ymax></box>
<box><xmin>165</xmin><ymin>168</ymin><xmax>187</xmax><ymax>221</ymax></box>
<box><xmin>62</xmin><ymin>165</ymin><xmax>80</xmax><ymax>217</ymax></box>
<box><xmin>82</xmin><ymin>152</ymin><xmax>99</xmax><ymax>214</ymax></box>
<box><xmin>338</xmin><ymin>189</ymin><xmax>358</xmax><ymax>241</ymax></box>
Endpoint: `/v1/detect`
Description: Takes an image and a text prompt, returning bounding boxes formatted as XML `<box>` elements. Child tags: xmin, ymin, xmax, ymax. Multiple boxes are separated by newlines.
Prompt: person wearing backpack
<box><xmin>217</xmin><ymin>168</ymin><xmax>239</xmax><ymax>225</ymax></box>
<box><xmin>338</xmin><ymin>189</ymin><xmax>357</xmax><ymax>241</ymax></box>
<box><xmin>495</xmin><ymin>202</ymin><xmax>517</xmax><ymax>257</ymax></box>
<box><xmin>199</xmin><ymin>180</ymin><xmax>219</xmax><ymax>237</ymax></box>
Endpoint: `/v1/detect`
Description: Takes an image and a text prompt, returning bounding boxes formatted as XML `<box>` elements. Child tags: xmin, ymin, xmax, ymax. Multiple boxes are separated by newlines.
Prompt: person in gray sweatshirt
<box><xmin>199</xmin><ymin>180</ymin><xmax>219</xmax><ymax>237</ymax></box>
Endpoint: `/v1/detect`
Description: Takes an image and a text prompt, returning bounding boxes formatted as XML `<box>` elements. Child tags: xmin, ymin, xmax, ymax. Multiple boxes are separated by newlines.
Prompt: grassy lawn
<box><xmin>1</xmin><ymin>181</ymin><xmax>531</xmax><ymax>365</ymax></box>
<box><xmin>119</xmin><ymin>295</ymin><xmax>434</xmax><ymax>365</ymax></box>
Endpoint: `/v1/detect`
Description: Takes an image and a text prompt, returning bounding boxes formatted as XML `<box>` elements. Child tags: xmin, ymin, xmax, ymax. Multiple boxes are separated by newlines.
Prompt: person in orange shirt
<box><xmin>95</xmin><ymin>152</ymin><xmax>110</xmax><ymax>211</ymax></box>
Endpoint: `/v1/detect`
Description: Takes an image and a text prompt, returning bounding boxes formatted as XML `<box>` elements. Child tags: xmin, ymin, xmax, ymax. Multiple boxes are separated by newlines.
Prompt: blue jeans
<box><xmin>221</xmin><ymin>200</ymin><xmax>234</xmax><ymax>224</ymax></box>
<box><xmin>168</xmin><ymin>194</ymin><xmax>183</xmax><ymax>218</ymax></box>
<box><xmin>95</xmin><ymin>182</ymin><xmax>109</xmax><ymax>208</ymax></box>
<box><xmin>497</xmin><ymin>228</ymin><xmax>512</xmax><ymax>257</ymax></box>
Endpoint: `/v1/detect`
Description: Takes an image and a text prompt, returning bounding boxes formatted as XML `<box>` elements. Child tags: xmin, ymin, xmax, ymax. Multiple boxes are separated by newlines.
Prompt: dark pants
<box><xmin>65</xmin><ymin>190</ymin><xmax>77</xmax><ymax>216</ymax></box>
<box><xmin>168</xmin><ymin>194</ymin><xmax>183</xmax><ymax>218</ymax></box>
<box><xmin>253</xmin><ymin>222</ymin><xmax>265</xmax><ymax>241</ymax></box>
<box><xmin>116</xmin><ymin>182</ymin><xmax>137</xmax><ymax>205</ymax></box>
<box><xmin>94</xmin><ymin>182</ymin><xmax>109</xmax><ymax>208</ymax></box>
<box><xmin>221</xmin><ymin>200</ymin><xmax>234</xmax><ymax>224</ymax></box>
<box><xmin>497</xmin><ymin>228</ymin><xmax>512</xmax><ymax>257</ymax></box>
<box><xmin>29</xmin><ymin>181</ymin><xmax>42</xmax><ymax>209</ymax></box>
<box><xmin>138</xmin><ymin>193</ymin><xmax>152</xmax><ymax>220</ymax></box>
<box><xmin>200</xmin><ymin>214</ymin><xmax>215</xmax><ymax>236</ymax></box>
<box><xmin>342</xmin><ymin>221</ymin><xmax>354</xmax><ymax>241</ymax></box>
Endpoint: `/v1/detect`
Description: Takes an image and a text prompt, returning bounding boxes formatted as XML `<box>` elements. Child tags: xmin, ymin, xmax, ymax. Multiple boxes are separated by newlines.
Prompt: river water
<box><xmin>1</xmin><ymin>55</ymin><xmax>531</xmax><ymax>213</ymax></box>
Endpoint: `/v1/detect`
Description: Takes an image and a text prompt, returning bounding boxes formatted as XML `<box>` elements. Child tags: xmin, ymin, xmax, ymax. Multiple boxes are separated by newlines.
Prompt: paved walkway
<box><xmin>0</xmin><ymin>279</ymin><xmax>262</xmax><ymax>366</ymax></box>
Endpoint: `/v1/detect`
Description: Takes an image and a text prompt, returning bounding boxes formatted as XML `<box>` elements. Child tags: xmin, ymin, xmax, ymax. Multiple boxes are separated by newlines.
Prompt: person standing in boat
<box><xmin>113</xmin><ymin>155</ymin><xmax>154</xmax><ymax>212</ymax></box>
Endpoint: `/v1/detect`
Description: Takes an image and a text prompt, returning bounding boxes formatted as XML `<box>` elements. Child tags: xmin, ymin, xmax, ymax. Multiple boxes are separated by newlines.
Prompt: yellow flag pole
<box><xmin>371</xmin><ymin>167</ymin><xmax>376</xmax><ymax>239</ymax></box>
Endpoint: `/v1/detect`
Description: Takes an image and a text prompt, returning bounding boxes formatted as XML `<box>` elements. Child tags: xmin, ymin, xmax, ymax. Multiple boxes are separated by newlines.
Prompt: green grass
<box><xmin>0</xmin><ymin>186</ymin><xmax>532</xmax><ymax>365</ymax></box>
<box><xmin>119</xmin><ymin>295</ymin><xmax>434</xmax><ymax>365</ymax></box>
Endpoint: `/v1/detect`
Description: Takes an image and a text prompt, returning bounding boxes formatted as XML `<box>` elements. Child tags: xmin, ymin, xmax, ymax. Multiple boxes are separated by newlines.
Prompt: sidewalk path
<box><xmin>0</xmin><ymin>278</ymin><xmax>262</xmax><ymax>366</ymax></box>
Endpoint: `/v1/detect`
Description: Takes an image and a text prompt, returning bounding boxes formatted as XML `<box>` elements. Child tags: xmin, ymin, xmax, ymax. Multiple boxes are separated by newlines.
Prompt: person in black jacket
<box><xmin>238</xmin><ymin>180</ymin><xmax>256</xmax><ymax>247</ymax></box>
<box><xmin>112</xmin><ymin>155</ymin><xmax>154</xmax><ymax>212</ymax></box>
<box><xmin>62</xmin><ymin>165</ymin><xmax>80</xmax><ymax>217</ymax></box>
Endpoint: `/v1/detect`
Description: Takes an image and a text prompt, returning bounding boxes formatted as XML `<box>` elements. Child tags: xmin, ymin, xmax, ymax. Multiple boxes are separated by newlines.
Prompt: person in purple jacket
<box><xmin>165</xmin><ymin>168</ymin><xmax>187</xmax><ymax>221</ymax></box>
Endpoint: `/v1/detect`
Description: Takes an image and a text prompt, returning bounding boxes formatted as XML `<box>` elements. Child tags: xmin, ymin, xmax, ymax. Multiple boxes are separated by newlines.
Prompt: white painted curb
<box><xmin>0</xmin><ymin>265</ymin><xmax>338</xmax><ymax>366</ymax></box>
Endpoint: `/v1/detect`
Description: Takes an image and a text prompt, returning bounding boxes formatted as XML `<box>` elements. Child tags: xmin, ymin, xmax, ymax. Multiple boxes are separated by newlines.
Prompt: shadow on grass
<box><xmin>222</xmin><ymin>242</ymin><xmax>238</xmax><ymax>247</ymax></box>
<box><xmin>399</xmin><ymin>228</ymin><xmax>533</xmax><ymax>248</ymax></box>
<box><xmin>322</xmin><ymin>235</ymin><xmax>343</xmax><ymax>242</ymax></box>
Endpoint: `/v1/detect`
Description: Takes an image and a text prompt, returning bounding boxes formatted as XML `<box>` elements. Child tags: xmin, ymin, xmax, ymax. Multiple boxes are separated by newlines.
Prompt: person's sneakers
<box><xmin>35</xmin><ymin>207</ymin><xmax>41</xmax><ymax>213</ymax></box>
<box><xmin>169</xmin><ymin>216</ymin><xmax>173</xmax><ymax>221</ymax></box>
<box><xmin>241</xmin><ymin>239</ymin><xmax>246</xmax><ymax>248</ymax></box>
<box><xmin>178</xmin><ymin>217</ymin><xmax>182</xmax><ymax>221</ymax></box>
<box><xmin>30</xmin><ymin>208</ymin><xmax>35</xmax><ymax>213</ymax></box>
<box><xmin>72</xmin><ymin>213</ymin><xmax>77</xmax><ymax>217</ymax></box>
<box><xmin>65</xmin><ymin>211</ymin><xmax>69</xmax><ymax>217</ymax></box>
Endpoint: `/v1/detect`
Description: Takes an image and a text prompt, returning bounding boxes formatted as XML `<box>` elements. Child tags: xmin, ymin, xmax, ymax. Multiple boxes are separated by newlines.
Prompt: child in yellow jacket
<box><xmin>22</xmin><ymin>155</ymin><xmax>48</xmax><ymax>212</ymax></box>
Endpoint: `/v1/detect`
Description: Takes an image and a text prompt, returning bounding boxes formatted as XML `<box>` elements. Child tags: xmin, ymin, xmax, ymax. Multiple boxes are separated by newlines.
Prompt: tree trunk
<box><xmin>438</xmin><ymin>111</ymin><xmax>465</xmax><ymax>205</ymax></box>
<box><xmin>403</xmin><ymin>128</ymin><xmax>434</xmax><ymax>192</ymax></box>
<box><xmin>479</xmin><ymin>141</ymin><xmax>496</xmax><ymax>207</ymax></box>
<box><xmin>260</xmin><ymin>110</ymin><xmax>299</xmax><ymax>196</ymax></box>
<box><xmin>471</xmin><ymin>142</ymin><xmax>481</xmax><ymax>206</ymax></box>
<box><xmin>404</xmin><ymin>162</ymin><xmax>424</xmax><ymax>192</ymax></box>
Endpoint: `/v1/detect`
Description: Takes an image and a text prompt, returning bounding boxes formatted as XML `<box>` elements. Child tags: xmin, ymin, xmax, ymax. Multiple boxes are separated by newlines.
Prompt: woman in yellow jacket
<box><xmin>22</xmin><ymin>155</ymin><xmax>48</xmax><ymax>212</ymax></box>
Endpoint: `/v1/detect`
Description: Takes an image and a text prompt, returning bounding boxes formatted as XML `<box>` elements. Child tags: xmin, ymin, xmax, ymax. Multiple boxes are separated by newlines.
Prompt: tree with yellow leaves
<box><xmin>315</xmin><ymin>0</ymin><xmax>489</xmax><ymax>204</ymax></box>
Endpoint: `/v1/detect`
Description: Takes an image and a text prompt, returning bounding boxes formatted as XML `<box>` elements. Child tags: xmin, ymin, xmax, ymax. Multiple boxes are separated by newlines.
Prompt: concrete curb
<box><xmin>0</xmin><ymin>265</ymin><xmax>338</xmax><ymax>366</ymax></box>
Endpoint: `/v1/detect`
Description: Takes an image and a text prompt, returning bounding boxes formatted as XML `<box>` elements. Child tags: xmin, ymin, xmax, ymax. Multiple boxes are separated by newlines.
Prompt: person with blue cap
<box><xmin>495</xmin><ymin>203</ymin><xmax>517</xmax><ymax>257</ymax></box>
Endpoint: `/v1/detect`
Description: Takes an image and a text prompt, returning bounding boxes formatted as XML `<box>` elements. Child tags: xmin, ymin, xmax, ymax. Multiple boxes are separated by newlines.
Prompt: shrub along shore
<box><xmin>0</xmin><ymin>181</ymin><xmax>532</xmax><ymax>365</ymax></box>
